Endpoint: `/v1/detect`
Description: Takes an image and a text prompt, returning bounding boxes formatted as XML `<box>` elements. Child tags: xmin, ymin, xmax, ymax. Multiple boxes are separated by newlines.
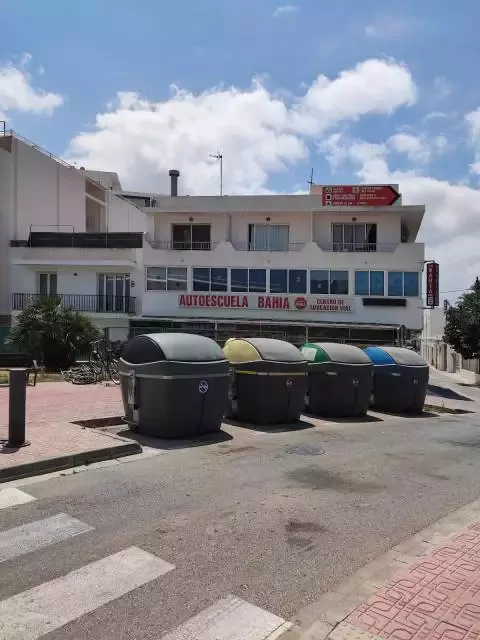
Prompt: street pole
<box><xmin>5</xmin><ymin>368</ymin><xmax>30</xmax><ymax>448</ymax></box>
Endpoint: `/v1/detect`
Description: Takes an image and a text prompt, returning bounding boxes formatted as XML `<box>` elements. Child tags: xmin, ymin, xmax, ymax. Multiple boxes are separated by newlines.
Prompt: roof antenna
<box><xmin>210</xmin><ymin>152</ymin><xmax>223</xmax><ymax>196</ymax></box>
<box><xmin>307</xmin><ymin>168</ymin><xmax>314</xmax><ymax>192</ymax></box>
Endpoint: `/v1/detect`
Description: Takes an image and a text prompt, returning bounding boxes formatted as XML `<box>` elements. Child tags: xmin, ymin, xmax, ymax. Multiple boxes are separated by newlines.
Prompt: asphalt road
<box><xmin>2</xmin><ymin>409</ymin><xmax>480</xmax><ymax>639</ymax></box>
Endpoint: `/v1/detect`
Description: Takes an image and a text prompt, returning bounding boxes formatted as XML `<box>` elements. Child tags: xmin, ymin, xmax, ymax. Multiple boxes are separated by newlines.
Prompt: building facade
<box><xmin>0</xmin><ymin>130</ymin><xmax>426</xmax><ymax>348</ymax></box>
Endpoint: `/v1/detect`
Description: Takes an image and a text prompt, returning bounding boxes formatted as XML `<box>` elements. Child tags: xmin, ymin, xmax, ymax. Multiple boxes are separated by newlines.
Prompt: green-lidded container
<box><xmin>301</xmin><ymin>342</ymin><xmax>373</xmax><ymax>417</ymax></box>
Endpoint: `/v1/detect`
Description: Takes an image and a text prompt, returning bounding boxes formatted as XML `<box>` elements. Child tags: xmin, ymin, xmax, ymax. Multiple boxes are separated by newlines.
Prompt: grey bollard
<box><xmin>5</xmin><ymin>368</ymin><xmax>30</xmax><ymax>448</ymax></box>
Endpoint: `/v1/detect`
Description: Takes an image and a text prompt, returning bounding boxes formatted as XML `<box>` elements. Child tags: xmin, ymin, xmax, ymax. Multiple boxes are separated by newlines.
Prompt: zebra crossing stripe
<box><xmin>0</xmin><ymin>546</ymin><xmax>175</xmax><ymax>640</ymax></box>
<box><xmin>0</xmin><ymin>488</ymin><xmax>36</xmax><ymax>510</ymax></box>
<box><xmin>161</xmin><ymin>594</ymin><xmax>292</xmax><ymax>640</ymax></box>
<box><xmin>0</xmin><ymin>513</ymin><xmax>93</xmax><ymax>563</ymax></box>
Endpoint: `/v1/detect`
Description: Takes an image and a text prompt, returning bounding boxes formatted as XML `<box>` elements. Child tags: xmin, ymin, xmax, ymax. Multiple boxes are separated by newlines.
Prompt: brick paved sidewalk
<box><xmin>0</xmin><ymin>381</ymin><xmax>137</xmax><ymax>481</ymax></box>
<box><xmin>283</xmin><ymin>500</ymin><xmax>480</xmax><ymax>640</ymax></box>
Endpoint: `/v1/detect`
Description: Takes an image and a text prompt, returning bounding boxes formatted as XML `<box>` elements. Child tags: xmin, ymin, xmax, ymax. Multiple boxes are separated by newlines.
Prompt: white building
<box><xmin>0</xmin><ymin>130</ymin><xmax>427</xmax><ymax>348</ymax></box>
<box><xmin>0</xmin><ymin>132</ymin><xmax>145</xmax><ymax>345</ymax></box>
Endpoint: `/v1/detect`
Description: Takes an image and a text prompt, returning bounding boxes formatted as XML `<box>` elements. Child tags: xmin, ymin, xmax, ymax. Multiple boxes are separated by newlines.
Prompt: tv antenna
<box><xmin>307</xmin><ymin>168</ymin><xmax>315</xmax><ymax>190</ymax></box>
<box><xmin>210</xmin><ymin>152</ymin><xmax>223</xmax><ymax>196</ymax></box>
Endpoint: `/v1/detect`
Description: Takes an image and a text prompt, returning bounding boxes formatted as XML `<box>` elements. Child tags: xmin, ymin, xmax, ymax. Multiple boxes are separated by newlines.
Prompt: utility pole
<box><xmin>210</xmin><ymin>152</ymin><xmax>223</xmax><ymax>196</ymax></box>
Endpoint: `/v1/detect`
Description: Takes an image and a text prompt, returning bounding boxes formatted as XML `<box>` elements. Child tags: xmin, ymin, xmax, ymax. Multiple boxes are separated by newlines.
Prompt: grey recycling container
<box><xmin>119</xmin><ymin>333</ymin><xmax>229</xmax><ymax>437</ymax></box>
<box><xmin>224</xmin><ymin>337</ymin><xmax>308</xmax><ymax>425</ymax></box>
<box><xmin>301</xmin><ymin>342</ymin><xmax>373</xmax><ymax>417</ymax></box>
<box><xmin>363</xmin><ymin>346</ymin><xmax>429</xmax><ymax>414</ymax></box>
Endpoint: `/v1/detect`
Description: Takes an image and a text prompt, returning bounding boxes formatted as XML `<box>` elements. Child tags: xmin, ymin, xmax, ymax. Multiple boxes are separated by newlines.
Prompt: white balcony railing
<box><xmin>318</xmin><ymin>242</ymin><xmax>399</xmax><ymax>253</ymax></box>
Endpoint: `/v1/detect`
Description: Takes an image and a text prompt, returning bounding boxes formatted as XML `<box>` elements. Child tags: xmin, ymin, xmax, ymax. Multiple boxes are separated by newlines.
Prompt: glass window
<box><xmin>330</xmin><ymin>270</ymin><xmax>349</xmax><ymax>295</ymax></box>
<box><xmin>249</xmin><ymin>269</ymin><xmax>266</xmax><ymax>292</ymax></box>
<box><xmin>355</xmin><ymin>271</ymin><xmax>369</xmax><ymax>295</ymax></box>
<box><xmin>289</xmin><ymin>270</ymin><xmax>307</xmax><ymax>294</ymax></box>
<box><xmin>231</xmin><ymin>269</ymin><xmax>248</xmax><ymax>292</ymax></box>
<box><xmin>249</xmin><ymin>224</ymin><xmax>289</xmax><ymax>251</ymax></box>
<box><xmin>167</xmin><ymin>267</ymin><xmax>188</xmax><ymax>291</ymax></box>
<box><xmin>146</xmin><ymin>267</ymin><xmax>166</xmax><ymax>291</ymax></box>
<box><xmin>193</xmin><ymin>268</ymin><xmax>210</xmax><ymax>292</ymax></box>
<box><xmin>404</xmin><ymin>272</ymin><xmax>419</xmax><ymax>297</ymax></box>
<box><xmin>211</xmin><ymin>268</ymin><xmax>228</xmax><ymax>292</ymax></box>
<box><xmin>388</xmin><ymin>272</ymin><xmax>404</xmax><ymax>296</ymax></box>
<box><xmin>370</xmin><ymin>271</ymin><xmax>384</xmax><ymax>296</ymax></box>
<box><xmin>270</xmin><ymin>269</ymin><xmax>287</xmax><ymax>293</ymax></box>
<box><xmin>310</xmin><ymin>270</ymin><xmax>329</xmax><ymax>295</ymax></box>
<box><xmin>172</xmin><ymin>224</ymin><xmax>211</xmax><ymax>250</ymax></box>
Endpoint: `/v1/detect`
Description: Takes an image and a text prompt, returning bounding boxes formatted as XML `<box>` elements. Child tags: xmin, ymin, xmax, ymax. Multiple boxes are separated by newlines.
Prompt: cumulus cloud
<box><xmin>466</xmin><ymin>108</ymin><xmax>480</xmax><ymax>176</ymax></box>
<box><xmin>273</xmin><ymin>4</ymin><xmax>298</xmax><ymax>18</ymax></box>
<box><xmin>320</xmin><ymin>132</ymin><xmax>480</xmax><ymax>299</ymax></box>
<box><xmin>68</xmin><ymin>58</ymin><xmax>416</xmax><ymax>194</ymax></box>
<box><xmin>0</xmin><ymin>54</ymin><xmax>63</xmax><ymax>119</ymax></box>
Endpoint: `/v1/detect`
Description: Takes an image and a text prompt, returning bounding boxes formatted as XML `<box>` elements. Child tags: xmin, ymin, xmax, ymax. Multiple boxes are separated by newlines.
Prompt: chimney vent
<box><xmin>169</xmin><ymin>169</ymin><xmax>180</xmax><ymax>197</ymax></box>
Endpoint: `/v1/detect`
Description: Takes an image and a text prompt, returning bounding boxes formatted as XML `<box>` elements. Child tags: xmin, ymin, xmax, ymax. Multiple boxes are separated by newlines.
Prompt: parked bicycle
<box><xmin>89</xmin><ymin>339</ymin><xmax>121</xmax><ymax>384</ymax></box>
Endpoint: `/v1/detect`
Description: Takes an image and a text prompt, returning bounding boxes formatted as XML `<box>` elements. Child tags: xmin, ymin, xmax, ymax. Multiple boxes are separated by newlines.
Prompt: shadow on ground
<box><xmin>223</xmin><ymin>417</ymin><xmax>315</xmax><ymax>433</ymax></box>
<box><xmin>428</xmin><ymin>383</ymin><xmax>473</xmax><ymax>401</ymax></box>
<box><xmin>302</xmin><ymin>412</ymin><xmax>383</xmax><ymax>424</ymax></box>
<box><xmin>100</xmin><ymin>425</ymin><xmax>233</xmax><ymax>450</ymax></box>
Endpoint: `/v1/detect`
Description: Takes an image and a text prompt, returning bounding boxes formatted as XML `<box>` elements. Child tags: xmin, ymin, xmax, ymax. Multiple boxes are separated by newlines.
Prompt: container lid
<box><xmin>301</xmin><ymin>342</ymin><xmax>372</xmax><ymax>364</ymax></box>
<box><xmin>121</xmin><ymin>333</ymin><xmax>226</xmax><ymax>364</ymax></box>
<box><xmin>224</xmin><ymin>337</ymin><xmax>306</xmax><ymax>363</ymax></box>
<box><xmin>364</xmin><ymin>346</ymin><xmax>427</xmax><ymax>366</ymax></box>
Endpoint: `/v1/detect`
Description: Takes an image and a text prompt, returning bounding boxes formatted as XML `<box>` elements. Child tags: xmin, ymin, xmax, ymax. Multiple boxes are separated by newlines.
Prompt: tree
<box><xmin>7</xmin><ymin>296</ymin><xmax>101</xmax><ymax>370</ymax></box>
<box><xmin>443</xmin><ymin>277</ymin><xmax>480</xmax><ymax>360</ymax></box>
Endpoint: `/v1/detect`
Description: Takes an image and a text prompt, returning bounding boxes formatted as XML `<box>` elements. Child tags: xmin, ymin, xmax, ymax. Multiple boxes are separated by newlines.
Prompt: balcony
<box><xmin>12</xmin><ymin>294</ymin><xmax>136</xmax><ymax>314</ymax></box>
<box><xmin>11</xmin><ymin>231</ymin><xmax>143</xmax><ymax>249</ymax></box>
<box><xmin>147</xmin><ymin>239</ymin><xmax>218</xmax><ymax>250</ymax></box>
<box><xmin>319</xmin><ymin>242</ymin><xmax>399</xmax><ymax>253</ymax></box>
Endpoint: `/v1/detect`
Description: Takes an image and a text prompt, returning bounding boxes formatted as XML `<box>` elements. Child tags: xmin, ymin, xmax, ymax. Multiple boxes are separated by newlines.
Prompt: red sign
<box><xmin>312</xmin><ymin>184</ymin><xmax>400</xmax><ymax>207</ymax></box>
<box><xmin>178</xmin><ymin>294</ymin><xmax>353</xmax><ymax>312</ymax></box>
<box><xmin>426</xmin><ymin>262</ymin><xmax>439</xmax><ymax>308</ymax></box>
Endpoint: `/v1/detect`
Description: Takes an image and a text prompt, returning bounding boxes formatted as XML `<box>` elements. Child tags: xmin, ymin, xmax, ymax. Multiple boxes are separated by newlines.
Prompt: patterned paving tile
<box><xmin>347</xmin><ymin>525</ymin><xmax>480</xmax><ymax>640</ymax></box>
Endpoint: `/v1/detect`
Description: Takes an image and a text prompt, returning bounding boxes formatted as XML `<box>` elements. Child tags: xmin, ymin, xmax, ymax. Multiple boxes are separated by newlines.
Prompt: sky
<box><xmin>1</xmin><ymin>0</ymin><xmax>480</xmax><ymax>302</ymax></box>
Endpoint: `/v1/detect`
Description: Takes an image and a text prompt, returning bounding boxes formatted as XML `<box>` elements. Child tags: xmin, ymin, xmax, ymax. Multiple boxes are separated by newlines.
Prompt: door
<box><xmin>37</xmin><ymin>273</ymin><xmax>57</xmax><ymax>296</ymax></box>
<box><xmin>97</xmin><ymin>274</ymin><xmax>131</xmax><ymax>312</ymax></box>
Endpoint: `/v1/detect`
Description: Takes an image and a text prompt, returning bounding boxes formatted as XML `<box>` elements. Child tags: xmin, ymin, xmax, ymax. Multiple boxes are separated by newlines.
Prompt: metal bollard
<box><xmin>5</xmin><ymin>368</ymin><xmax>30</xmax><ymax>448</ymax></box>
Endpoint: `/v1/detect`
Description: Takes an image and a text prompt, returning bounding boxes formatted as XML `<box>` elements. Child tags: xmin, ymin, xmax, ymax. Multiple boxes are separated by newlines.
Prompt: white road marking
<box><xmin>0</xmin><ymin>488</ymin><xmax>36</xmax><ymax>510</ymax></box>
<box><xmin>0</xmin><ymin>513</ymin><xmax>94</xmax><ymax>563</ymax></box>
<box><xmin>161</xmin><ymin>594</ymin><xmax>292</xmax><ymax>640</ymax></box>
<box><xmin>0</xmin><ymin>546</ymin><xmax>175</xmax><ymax>640</ymax></box>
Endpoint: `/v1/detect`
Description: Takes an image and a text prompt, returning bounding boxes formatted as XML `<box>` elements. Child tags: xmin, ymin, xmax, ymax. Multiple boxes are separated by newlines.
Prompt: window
<box><xmin>248</xmin><ymin>224</ymin><xmax>289</xmax><ymax>251</ymax></box>
<box><xmin>330</xmin><ymin>270</ymin><xmax>349</xmax><ymax>295</ymax></box>
<box><xmin>311</xmin><ymin>270</ymin><xmax>348</xmax><ymax>295</ymax></box>
<box><xmin>171</xmin><ymin>224</ymin><xmax>211</xmax><ymax>250</ymax></box>
<box><xmin>231</xmin><ymin>268</ymin><xmax>266</xmax><ymax>292</ymax></box>
<box><xmin>193</xmin><ymin>267</ymin><xmax>227</xmax><ymax>292</ymax></box>
<box><xmin>355</xmin><ymin>271</ymin><xmax>384</xmax><ymax>296</ymax></box>
<box><xmin>289</xmin><ymin>269</ymin><xmax>307</xmax><ymax>293</ymax></box>
<box><xmin>331</xmin><ymin>223</ymin><xmax>377</xmax><ymax>251</ymax></box>
<box><xmin>146</xmin><ymin>267</ymin><xmax>187</xmax><ymax>291</ymax></box>
<box><xmin>270</xmin><ymin>269</ymin><xmax>288</xmax><ymax>293</ymax></box>
<box><xmin>37</xmin><ymin>272</ymin><xmax>57</xmax><ymax>296</ymax></box>
<box><xmin>310</xmin><ymin>270</ymin><xmax>329</xmax><ymax>295</ymax></box>
<box><xmin>388</xmin><ymin>272</ymin><xmax>404</xmax><ymax>297</ymax></box>
<box><xmin>404</xmin><ymin>272</ymin><xmax>419</xmax><ymax>297</ymax></box>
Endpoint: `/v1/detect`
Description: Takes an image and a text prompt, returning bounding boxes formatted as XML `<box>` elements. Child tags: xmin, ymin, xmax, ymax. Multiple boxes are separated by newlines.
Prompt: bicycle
<box><xmin>89</xmin><ymin>339</ymin><xmax>121</xmax><ymax>385</ymax></box>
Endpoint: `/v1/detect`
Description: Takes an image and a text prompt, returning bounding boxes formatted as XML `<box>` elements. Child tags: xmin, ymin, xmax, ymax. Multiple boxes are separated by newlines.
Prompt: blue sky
<box><xmin>2</xmin><ymin>0</ymin><xmax>480</xmax><ymax>297</ymax></box>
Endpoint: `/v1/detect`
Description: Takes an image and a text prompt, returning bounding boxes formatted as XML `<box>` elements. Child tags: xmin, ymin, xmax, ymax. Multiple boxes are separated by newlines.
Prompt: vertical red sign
<box><xmin>426</xmin><ymin>262</ymin><xmax>439</xmax><ymax>308</ymax></box>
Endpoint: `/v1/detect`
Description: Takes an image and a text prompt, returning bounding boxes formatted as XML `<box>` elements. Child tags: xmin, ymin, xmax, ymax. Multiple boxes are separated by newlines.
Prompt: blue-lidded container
<box><xmin>363</xmin><ymin>346</ymin><xmax>429</xmax><ymax>413</ymax></box>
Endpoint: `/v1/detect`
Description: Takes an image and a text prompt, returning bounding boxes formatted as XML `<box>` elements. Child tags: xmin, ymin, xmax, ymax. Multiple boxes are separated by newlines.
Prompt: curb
<box><xmin>0</xmin><ymin>440</ymin><xmax>142</xmax><ymax>483</ymax></box>
<box><xmin>280</xmin><ymin>497</ymin><xmax>480</xmax><ymax>639</ymax></box>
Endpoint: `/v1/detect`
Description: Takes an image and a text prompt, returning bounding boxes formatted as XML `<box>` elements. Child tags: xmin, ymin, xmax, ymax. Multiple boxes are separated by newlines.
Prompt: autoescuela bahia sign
<box><xmin>178</xmin><ymin>294</ymin><xmax>354</xmax><ymax>312</ymax></box>
<box><xmin>310</xmin><ymin>184</ymin><xmax>400</xmax><ymax>207</ymax></box>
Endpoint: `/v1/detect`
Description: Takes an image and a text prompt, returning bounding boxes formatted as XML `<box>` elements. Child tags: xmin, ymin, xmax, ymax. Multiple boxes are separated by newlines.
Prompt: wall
<box><xmin>0</xmin><ymin>145</ymin><xmax>14</xmax><ymax>320</ymax></box>
<box><xmin>107</xmin><ymin>193</ymin><xmax>146</xmax><ymax>233</ymax></box>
